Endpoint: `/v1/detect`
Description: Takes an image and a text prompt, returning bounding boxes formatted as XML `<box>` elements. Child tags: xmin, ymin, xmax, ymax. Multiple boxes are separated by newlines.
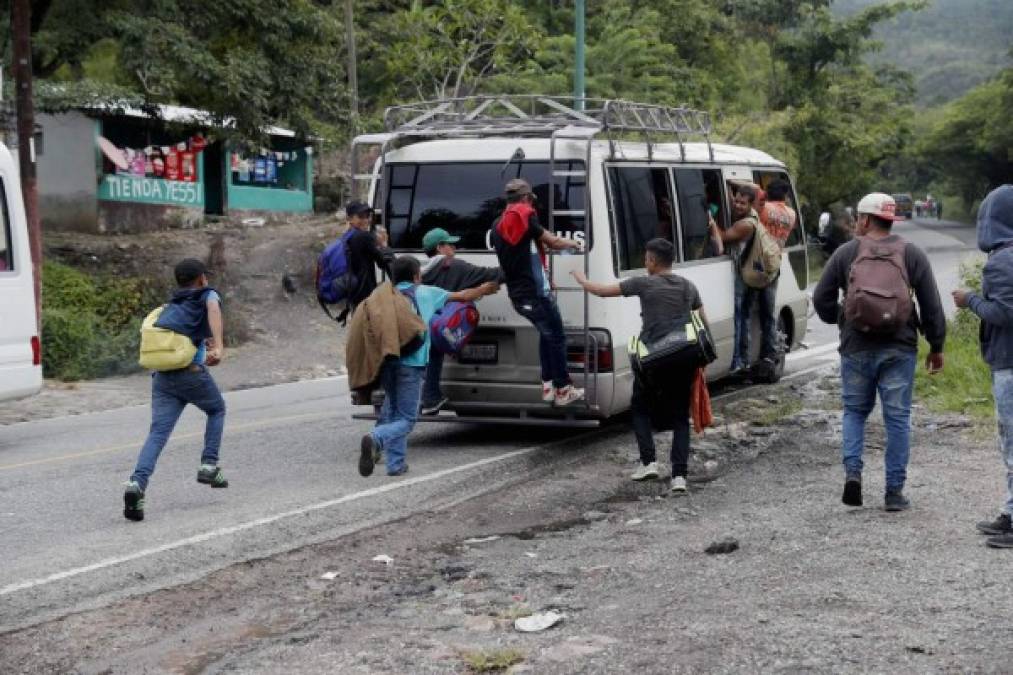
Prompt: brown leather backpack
<box><xmin>844</xmin><ymin>236</ymin><xmax>913</xmax><ymax>333</ymax></box>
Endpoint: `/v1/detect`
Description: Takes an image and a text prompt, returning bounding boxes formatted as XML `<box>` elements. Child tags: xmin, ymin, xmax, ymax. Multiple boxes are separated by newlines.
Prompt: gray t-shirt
<box><xmin>620</xmin><ymin>272</ymin><xmax>702</xmax><ymax>341</ymax></box>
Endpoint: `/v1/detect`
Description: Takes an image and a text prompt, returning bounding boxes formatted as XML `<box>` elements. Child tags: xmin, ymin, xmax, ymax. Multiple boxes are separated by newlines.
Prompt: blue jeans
<box><xmin>992</xmin><ymin>369</ymin><xmax>1013</xmax><ymax>514</ymax></box>
<box><xmin>422</xmin><ymin>349</ymin><xmax>445</xmax><ymax>407</ymax></box>
<box><xmin>840</xmin><ymin>349</ymin><xmax>917</xmax><ymax>490</ymax></box>
<box><xmin>371</xmin><ymin>361</ymin><xmax>425</xmax><ymax>474</ymax></box>
<box><xmin>733</xmin><ymin>275</ymin><xmax>778</xmax><ymax>369</ymax></box>
<box><xmin>131</xmin><ymin>366</ymin><xmax>227</xmax><ymax>491</ymax></box>
<box><xmin>512</xmin><ymin>296</ymin><xmax>571</xmax><ymax>388</ymax></box>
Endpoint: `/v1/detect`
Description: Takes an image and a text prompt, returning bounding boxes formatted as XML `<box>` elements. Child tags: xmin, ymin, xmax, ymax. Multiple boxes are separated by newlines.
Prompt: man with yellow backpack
<box><xmin>125</xmin><ymin>258</ymin><xmax>227</xmax><ymax>521</ymax></box>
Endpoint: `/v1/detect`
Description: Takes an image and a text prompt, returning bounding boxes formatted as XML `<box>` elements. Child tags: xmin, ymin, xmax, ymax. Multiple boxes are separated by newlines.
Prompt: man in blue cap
<box><xmin>419</xmin><ymin>227</ymin><xmax>503</xmax><ymax>414</ymax></box>
<box><xmin>953</xmin><ymin>185</ymin><xmax>1013</xmax><ymax>548</ymax></box>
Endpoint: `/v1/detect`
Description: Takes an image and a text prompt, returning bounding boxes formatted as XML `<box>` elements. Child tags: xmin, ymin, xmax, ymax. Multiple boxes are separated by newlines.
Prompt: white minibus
<box><xmin>0</xmin><ymin>141</ymin><xmax>42</xmax><ymax>403</ymax></box>
<box><xmin>352</xmin><ymin>97</ymin><xmax>808</xmax><ymax>425</ymax></box>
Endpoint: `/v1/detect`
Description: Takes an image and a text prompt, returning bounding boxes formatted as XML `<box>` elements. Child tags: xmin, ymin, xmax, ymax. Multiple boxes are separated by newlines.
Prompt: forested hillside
<box><xmin>3</xmin><ymin>0</ymin><xmax>1007</xmax><ymax>223</ymax></box>
<box><xmin>835</xmin><ymin>0</ymin><xmax>1013</xmax><ymax>105</ymax></box>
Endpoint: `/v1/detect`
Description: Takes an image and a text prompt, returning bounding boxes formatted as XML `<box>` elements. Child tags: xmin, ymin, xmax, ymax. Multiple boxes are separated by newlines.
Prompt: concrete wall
<box><xmin>36</xmin><ymin>112</ymin><xmax>99</xmax><ymax>233</ymax></box>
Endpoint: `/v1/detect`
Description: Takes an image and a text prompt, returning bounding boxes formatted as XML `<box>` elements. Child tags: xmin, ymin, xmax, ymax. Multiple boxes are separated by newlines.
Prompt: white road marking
<box><xmin>0</xmin><ymin>433</ymin><xmax>591</xmax><ymax>597</ymax></box>
<box><xmin>786</xmin><ymin>341</ymin><xmax>840</xmax><ymax>362</ymax></box>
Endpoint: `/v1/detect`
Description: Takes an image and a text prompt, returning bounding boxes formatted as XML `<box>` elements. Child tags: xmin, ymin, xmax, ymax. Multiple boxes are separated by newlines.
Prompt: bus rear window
<box><xmin>384</xmin><ymin>161</ymin><xmax>587</xmax><ymax>251</ymax></box>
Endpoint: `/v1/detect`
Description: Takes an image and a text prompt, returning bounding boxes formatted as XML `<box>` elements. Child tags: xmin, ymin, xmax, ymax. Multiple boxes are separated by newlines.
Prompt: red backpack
<box><xmin>430</xmin><ymin>301</ymin><xmax>480</xmax><ymax>355</ymax></box>
<box><xmin>844</xmin><ymin>236</ymin><xmax>913</xmax><ymax>333</ymax></box>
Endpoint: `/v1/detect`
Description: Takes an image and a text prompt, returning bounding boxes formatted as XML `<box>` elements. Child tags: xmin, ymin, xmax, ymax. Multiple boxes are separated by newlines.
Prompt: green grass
<box><xmin>459</xmin><ymin>648</ymin><xmax>525</xmax><ymax>673</ymax></box>
<box><xmin>914</xmin><ymin>260</ymin><xmax>994</xmax><ymax>420</ymax></box>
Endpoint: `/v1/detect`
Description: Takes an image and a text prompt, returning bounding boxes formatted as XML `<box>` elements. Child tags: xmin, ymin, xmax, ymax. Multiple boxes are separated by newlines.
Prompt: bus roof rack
<box><xmin>381</xmin><ymin>95</ymin><xmax>714</xmax><ymax>161</ymax></box>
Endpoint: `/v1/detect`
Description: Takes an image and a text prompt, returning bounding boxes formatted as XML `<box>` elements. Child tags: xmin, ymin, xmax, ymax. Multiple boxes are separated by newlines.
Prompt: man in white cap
<box><xmin>813</xmin><ymin>192</ymin><xmax>946</xmax><ymax>512</ymax></box>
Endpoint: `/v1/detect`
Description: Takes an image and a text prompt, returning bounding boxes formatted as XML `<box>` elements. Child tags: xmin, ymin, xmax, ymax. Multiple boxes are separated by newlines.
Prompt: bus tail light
<box><xmin>31</xmin><ymin>336</ymin><xmax>40</xmax><ymax>366</ymax></box>
<box><xmin>567</xmin><ymin>329</ymin><xmax>613</xmax><ymax>372</ymax></box>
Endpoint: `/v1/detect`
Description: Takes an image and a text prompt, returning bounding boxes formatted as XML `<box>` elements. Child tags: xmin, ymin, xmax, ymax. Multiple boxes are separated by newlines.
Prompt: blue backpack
<box><xmin>316</xmin><ymin>230</ymin><xmax>357</xmax><ymax>322</ymax></box>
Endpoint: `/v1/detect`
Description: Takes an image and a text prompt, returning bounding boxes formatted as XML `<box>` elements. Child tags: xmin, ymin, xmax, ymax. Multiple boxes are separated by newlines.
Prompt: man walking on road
<box><xmin>420</xmin><ymin>227</ymin><xmax>503</xmax><ymax>415</ymax></box>
<box><xmin>572</xmin><ymin>238</ymin><xmax>706</xmax><ymax>493</ymax></box>
<box><xmin>492</xmin><ymin>178</ymin><xmax>585</xmax><ymax>406</ymax></box>
<box><xmin>359</xmin><ymin>257</ymin><xmax>498</xmax><ymax>477</ymax></box>
<box><xmin>952</xmin><ymin>185</ymin><xmax>1013</xmax><ymax>547</ymax></box>
<box><xmin>124</xmin><ymin>259</ymin><xmax>228</xmax><ymax>522</ymax></box>
<box><xmin>814</xmin><ymin>192</ymin><xmax>946</xmax><ymax>511</ymax></box>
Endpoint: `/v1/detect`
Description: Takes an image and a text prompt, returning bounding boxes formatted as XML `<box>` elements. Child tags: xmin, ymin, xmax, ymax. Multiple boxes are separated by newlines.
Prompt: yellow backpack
<box><xmin>138</xmin><ymin>306</ymin><xmax>197</xmax><ymax>371</ymax></box>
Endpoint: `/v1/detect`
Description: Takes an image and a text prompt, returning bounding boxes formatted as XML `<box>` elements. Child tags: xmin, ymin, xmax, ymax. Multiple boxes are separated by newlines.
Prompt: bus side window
<box><xmin>674</xmin><ymin>168</ymin><xmax>724</xmax><ymax>262</ymax></box>
<box><xmin>608</xmin><ymin>166</ymin><xmax>673</xmax><ymax>272</ymax></box>
<box><xmin>754</xmin><ymin>170</ymin><xmax>804</xmax><ymax>248</ymax></box>
<box><xmin>0</xmin><ymin>180</ymin><xmax>11</xmax><ymax>272</ymax></box>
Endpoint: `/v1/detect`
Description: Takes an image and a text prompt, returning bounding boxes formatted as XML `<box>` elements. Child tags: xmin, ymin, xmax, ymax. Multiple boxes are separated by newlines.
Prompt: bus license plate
<box><xmin>459</xmin><ymin>343</ymin><xmax>498</xmax><ymax>364</ymax></box>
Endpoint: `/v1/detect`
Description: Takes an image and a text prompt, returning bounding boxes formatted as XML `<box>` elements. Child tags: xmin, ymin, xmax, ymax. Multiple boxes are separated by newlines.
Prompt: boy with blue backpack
<box><xmin>317</xmin><ymin>201</ymin><xmax>392</xmax><ymax>321</ymax></box>
<box><xmin>124</xmin><ymin>259</ymin><xmax>227</xmax><ymax>522</ymax></box>
<box><xmin>420</xmin><ymin>227</ymin><xmax>504</xmax><ymax>414</ymax></box>
<box><xmin>359</xmin><ymin>256</ymin><xmax>498</xmax><ymax>477</ymax></box>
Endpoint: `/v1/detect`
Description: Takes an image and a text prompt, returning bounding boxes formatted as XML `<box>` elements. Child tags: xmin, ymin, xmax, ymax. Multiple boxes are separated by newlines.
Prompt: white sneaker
<box><xmin>554</xmin><ymin>385</ymin><xmax>585</xmax><ymax>406</ymax></box>
<box><xmin>670</xmin><ymin>476</ymin><xmax>688</xmax><ymax>493</ymax></box>
<box><xmin>631</xmin><ymin>461</ymin><xmax>660</xmax><ymax>481</ymax></box>
<box><xmin>541</xmin><ymin>381</ymin><xmax>556</xmax><ymax>403</ymax></box>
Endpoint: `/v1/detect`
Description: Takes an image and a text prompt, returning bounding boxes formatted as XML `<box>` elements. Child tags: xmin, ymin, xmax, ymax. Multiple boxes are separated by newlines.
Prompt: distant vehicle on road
<box><xmin>892</xmin><ymin>193</ymin><xmax>914</xmax><ymax>219</ymax></box>
<box><xmin>0</xmin><ymin>141</ymin><xmax>42</xmax><ymax>403</ymax></box>
<box><xmin>351</xmin><ymin>96</ymin><xmax>809</xmax><ymax>424</ymax></box>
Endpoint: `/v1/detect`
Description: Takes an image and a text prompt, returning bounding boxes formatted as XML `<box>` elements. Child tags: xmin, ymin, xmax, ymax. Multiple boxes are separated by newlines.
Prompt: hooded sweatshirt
<box><xmin>967</xmin><ymin>185</ymin><xmax>1013</xmax><ymax>371</ymax></box>
<box><xmin>154</xmin><ymin>287</ymin><xmax>216</xmax><ymax>346</ymax></box>
<box><xmin>421</xmin><ymin>255</ymin><xmax>503</xmax><ymax>292</ymax></box>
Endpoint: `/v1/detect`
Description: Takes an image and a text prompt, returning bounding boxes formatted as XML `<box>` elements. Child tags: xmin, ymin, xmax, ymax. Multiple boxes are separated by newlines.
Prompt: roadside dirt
<box><xmin>1</xmin><ymin>217</ymin><xmax>351</xmax><ymax>425</ymax></box>
<box><xmin>3</xmin><ymin>374</ymin><xmax>1006</xmax><ymax>673</ymax></box>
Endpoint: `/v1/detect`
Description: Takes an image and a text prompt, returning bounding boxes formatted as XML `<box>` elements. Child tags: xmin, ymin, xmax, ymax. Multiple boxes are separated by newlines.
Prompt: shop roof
<box><xmin>87</xmin><ymin>103</ymin><xmax>298</xmax><ymax>138</ymax></box>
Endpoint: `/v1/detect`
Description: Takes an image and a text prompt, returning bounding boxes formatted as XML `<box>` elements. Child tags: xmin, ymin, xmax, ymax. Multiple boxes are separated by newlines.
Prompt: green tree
<box><xmin>920</xmin><ymin>68</ymin><xmax>1013</xmax><ymax>205</ymax></box>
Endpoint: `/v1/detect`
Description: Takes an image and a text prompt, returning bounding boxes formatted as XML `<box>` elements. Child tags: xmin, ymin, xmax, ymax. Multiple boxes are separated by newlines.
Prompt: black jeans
<box><xmin>631</xmin><ymin>368</ymin><xmax>694</xmax><ymax>477</ymax></box>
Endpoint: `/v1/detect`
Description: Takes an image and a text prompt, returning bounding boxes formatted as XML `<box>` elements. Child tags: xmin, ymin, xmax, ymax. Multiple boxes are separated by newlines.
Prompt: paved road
<box><xmin>0</xmin><ymin>218</ymin><xmax>976</xmax><ymax>632</ymax></box>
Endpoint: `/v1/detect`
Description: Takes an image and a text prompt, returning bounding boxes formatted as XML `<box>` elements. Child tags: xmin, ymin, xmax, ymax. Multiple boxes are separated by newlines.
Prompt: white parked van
<box><xmin>0</xmin><ymin>141</ymin><xmax>42</xmax><ymax>403</ymax></box>
<box><xmin>352</xmin><ymin>97</ymin><xmax>808</xmax><ymax>425</ymax></box>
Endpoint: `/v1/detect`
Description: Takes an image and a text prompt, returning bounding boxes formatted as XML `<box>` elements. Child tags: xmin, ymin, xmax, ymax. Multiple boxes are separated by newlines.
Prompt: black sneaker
<box><xmin>421</xmin><ymin>397</ymin><xmax>449</xmax><ymax>416</ymax></box>
<box><xmin>359</xmin><ymin>435</ymin><xmax>378</xmax><ymax>477</ymax></box>
<box><xmin>842</xmin><ymin>474</ymin><xmax>862</xmax><ymax>507</ymax></box>
<box><xmin>986</xmin><ymin>532</ymin><xmax>1013</xmax><ymax>549</ymax></box>
<box><xmin>884</xmin><ymin>490</ymin><xmax>910</xmax><ymax>512</ymax></box>
<box><xmin>123</xmin><ymin>481</ymin><xmax>145</xmax><ymax>522</ymax></box>
<box><xmin>197</xmin><ymin>465</ymin><xmax>229</xmax><ymax>488</ymax></box>
<box><xmin>977</xmin><ymin>513</ymin><xmax>1012</xmax><ymax>535</ymax></box>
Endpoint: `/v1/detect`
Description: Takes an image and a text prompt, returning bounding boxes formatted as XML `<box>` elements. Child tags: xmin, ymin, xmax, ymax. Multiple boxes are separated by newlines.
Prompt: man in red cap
<box><xmin>813</xmin><ymin>192</ymin><xmax>946</xmax><ymax>512</ymax></box>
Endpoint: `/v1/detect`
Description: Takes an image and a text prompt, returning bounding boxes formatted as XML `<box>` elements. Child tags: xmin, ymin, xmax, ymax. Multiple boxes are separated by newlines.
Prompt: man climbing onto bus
<box><xmin>813</xmin><ymin>192</ymin><xmax>946</xmax><ymax>512</ymax></box>
<box><xmin>344</xmin><ymin>201</ymin><xmax>393</xmax><ymax>311</ymax></box>
<box><xmin>572</xmin><ymin>238</ymin><xmax>706</xmax><ymax>493</ymax></box>
<box><xmin>751</xmin><ymin>179</ymin><xmax>798</xmax><ymax>375</ymax></box>
<box><xmin>709</xmin><ymin>183</ymin><xmax>760</xmax><ymax>375</ymax></box>
<box><xmin>420</xmin><ymin>227</ymin><xmax>504</xmax><ymax>414</ymax></box>
<box><xmin>492</xmin><ymin>178</ymin><xmax>585</xmax><ymax>406</ymax></box>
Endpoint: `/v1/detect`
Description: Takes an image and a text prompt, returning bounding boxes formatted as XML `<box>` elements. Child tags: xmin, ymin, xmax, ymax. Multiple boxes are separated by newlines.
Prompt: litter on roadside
<box><xmin>515</xmin><ymin>610</ymin><xmax>564</xmax><ymax>633</ymax></box>
<box><xmin>625</xmin><ymin>518</ymin><xmax>643</xmax><ymax>526</ymax></box>
<box><xmin>524</xmin><ymin>552</ymin><xmax>538</xmax><ymax>558</ymax></box>
<box><xmin>372</xmin><ymin>554</ymin><xmax>394</xmax><ymax>566</ymax></box>
<box><xmin>320</xmin><ymin>571</ymin><xmax>339</xmax><ymax>580</ymax></box>
<box><xmin>464</xmin><ymin>535</ymin><xmax>501</xmax><ymax>544</ymax></box>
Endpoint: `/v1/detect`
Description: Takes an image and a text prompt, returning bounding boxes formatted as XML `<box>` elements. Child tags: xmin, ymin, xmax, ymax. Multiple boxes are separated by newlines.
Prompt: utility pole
<box><xmin>574</xmin><ymin>0</ymin><xmax>585</xmax><ymax>111</ymax></box>
<box><xmin>345</xmin><ymin>0</ymin><xmax>358</xmax><ymax>130</ymax></box>
<box><xmin>11</xmin><ymin>0</ymin><xmax>41</xmax><ymax>325</ymax></box>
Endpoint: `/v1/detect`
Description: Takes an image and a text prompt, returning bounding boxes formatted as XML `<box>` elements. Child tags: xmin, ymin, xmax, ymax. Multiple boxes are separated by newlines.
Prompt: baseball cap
<box><xmin>174</xmin><ymin>258</ymin><xmax>208</xmax><ymax>286</ymax></box>
<box><xmin>504</xmin><ymin>178</ymin><xmax>533</xmax><ymax>198</ymax></box>
<box><xmin>422</xmin><ymin>227</ymin><xmax>461</xmax><ymax>251</ymax></box>
<box><xmin>345</xmin><ymin>200</ymin><xmax>373</xmax><ymax>217</ymax></box>
<box><xmin>856</xmin><ymin>192</ymin><xmax>903</xmax><ymax>221</ymax></box>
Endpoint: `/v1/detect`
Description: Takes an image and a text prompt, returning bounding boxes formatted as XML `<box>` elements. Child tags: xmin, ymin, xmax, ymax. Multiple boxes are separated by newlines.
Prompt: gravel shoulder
<box><xmin>2</xmin><ymin>371</ymin><xmax>1008</xmax><ymax>673</ymax></box>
